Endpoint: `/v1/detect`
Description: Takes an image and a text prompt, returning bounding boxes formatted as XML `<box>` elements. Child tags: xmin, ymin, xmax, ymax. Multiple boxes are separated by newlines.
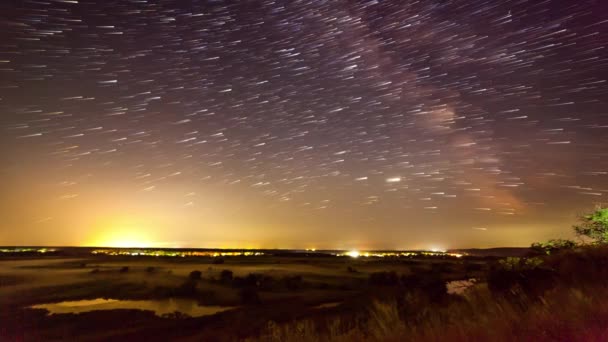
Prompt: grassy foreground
<box><xmin>250</xmin><ymin>246</ymin><xmax>608</xmax><ymax>342</ymax></box>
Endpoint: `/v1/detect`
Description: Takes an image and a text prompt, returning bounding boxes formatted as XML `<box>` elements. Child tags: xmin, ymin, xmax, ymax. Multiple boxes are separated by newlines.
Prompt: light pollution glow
<box><xmin>1</xmin><ymin>0</ymin><xmax>607</xmax><ymax>249</ymax></box>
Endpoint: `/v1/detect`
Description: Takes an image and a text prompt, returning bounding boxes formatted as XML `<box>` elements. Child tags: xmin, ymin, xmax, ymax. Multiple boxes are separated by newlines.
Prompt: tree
<box><xmin>220</xmin><ymin>269</ymin><xmax>233</xmax><ymax>284</ymax></box>
<box><xmin>189</xmin><ymin>270</ymin><xmax>202</xmax><ymax>280</ymax></box>
<box><xmin>573</xmin><ymin>206</ymin><xmax>608</xmax><ymax>244</ymax></box>
<box><xmin>530</xmin><ymin>239</ymin><xmax>576</xmax><ymax>255</ymax></box>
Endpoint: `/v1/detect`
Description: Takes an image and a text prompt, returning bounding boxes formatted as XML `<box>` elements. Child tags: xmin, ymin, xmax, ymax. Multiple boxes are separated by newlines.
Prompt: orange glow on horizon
<box><xmin>85</xmin><ymin>216</ymin><xmax>157</xmax><ymax>248</ymax></box>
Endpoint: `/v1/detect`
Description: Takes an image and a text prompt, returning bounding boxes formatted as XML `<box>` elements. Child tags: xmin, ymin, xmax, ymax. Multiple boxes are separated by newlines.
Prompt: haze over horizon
<box><xmin>1</xmin><ymin>0</ymin><xmax>607</xmax><ymax>250</ymax></box>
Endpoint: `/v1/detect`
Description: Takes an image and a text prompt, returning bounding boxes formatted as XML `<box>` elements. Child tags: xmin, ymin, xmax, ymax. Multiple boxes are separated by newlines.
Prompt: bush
<box><xmin>145</xmin><ymin>266</ymin><xmax>156</xmax><ymax>273</ymax></box>
<box><xmin>401</xmin><ymin>273</ymin><xmax>447</xmax><ymax>303</ymax></box>
<box><xmin>530</xmin><ymin>239</ymin><xmax>576</xmax><ymax>255</ymax></box>
<box><xmin>487</xmin><ymin>257</ymin><xmax>557</xmax><ymax>299</ymax></box>
<box><xmin>546</xmin><ymin>245</ymin><xmax>608</xmax><ymax>285</ymax></box>
<box><xmin>283</xmin><ymin>275</ymin><xmax>303</xmax><ymax>291</ymax></box>
<box><xmin>161</xmin><ymin>311</ymin><xmax>191</xmax><ymax>319</ymax></box>
<box><xmin>233</xmin><ymin>273</ymin><xmax>262</xmax><ymax>288</ymax></box>
<box><xmin>431</xmin><ymin>262</ymin><xmax>452</xmax><ymax>274</ymax></box>
<box><xmin>175</xmin><ymin>279</ymin><xmax>198</xmax><ymax>297</ymax></box>
<box><xmin>463</xmin><ymin>260</ymin><xmax>483</xmax><ymax>275</ymax></box>
<box><xmin>409</xmin><ymin>264</ymin><xmax>427</xmax><ymax>274</ymax></box>
<box><xmin>240</xmin><ymin>287</ymin><xmax>260</xmax><ymax>305</ymax></box>
<box><xmin>369</xmin><ymin>271</ymin><xmax>400</xmax><ymax>286</ymax></box>
<box><xmin>220</xmin><ymin>269</ymin><xmax>233</xmax><ymax>284</ymax></box>
<box><xmin>119</xmin><ymin>266</ymin><xmax>129</xmax><ymax>273</ymax></box>
<box><xmin>574</xmin><ymin>206</ymin><xmax>608</xmax><ymax>244</ymax></box>
<box><xmin>259</xmin><ymin>275</ymin><xmax>277</xmax><ymax>291</ymax></box>
<box><xmin>212</xmin><ymin>257</ymin><xmax>225</xmax><ymax>264</ymax></box>
<box><xmin>189</xmin><ymin>270</ymin><xmax>202</xmax><ymax>280</ymax></box>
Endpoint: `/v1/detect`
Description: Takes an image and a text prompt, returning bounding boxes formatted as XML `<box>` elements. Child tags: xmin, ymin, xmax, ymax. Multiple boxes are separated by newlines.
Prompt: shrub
<box><xmin>119</xmin><ymin>266</ymin><xmax>129</xmax><ymax>273</ymax></box>
<box><xmin>574</xmin><ymin>206</ymin><xmax>608</xmax><ymax>244</ymax></box>
<box><xmin>233</xmin><ymin>273</ymin><xmax>262</xmax><ymax>288</ymax></box>
<box><xmin>189</xmin><ymin>270</ymin><xmax>202</xmax><ymax>280</ymax></box>
<box><xmin>240</xmin><ymin>287</ymin><xmax>260</xmax><ymax>305</ymax></box>
<box><xmin>175</xmin><ymin>279</ymin><xmax>198</xmax><ymax>297</ymax></box>
<box><xmin>245</xmin><ymin>273</ymin><xmax>262</xmax><ymax>287</ymax></box>
<box><xmin>463</xmin><ymin>260</ymin><xmax>483</xmax><ymax>275</ymax></box>
<box><xmin>401</xmin><ymin>273</ymin><xmax>447</xmax><ymax>303</ymax></box>
<box><xmin>283</xmin><ymin>275</ymin><xmax>303</xmax><ymax>291</ymax></box>
<box><xmin>212</xmin><ymin>257</ymin><xmax>225</xmax><ymax>264</ymax></box>
<box><xmin>409</xmin><ymin>264</ymin><xmax>427</xmax><ymax>274</ymax></box>
<box><xmin>161</xmin><ymin>311</ymin><xmax>191</xmax><ymax>319</ymax></box>
<box><xmin>369</xmin><ymin>271</ymin><xmax>400</xmax><ymax>286</ymax></box>
<box><xmin>259</xmin><ymin>275</ymin><xmax>277</xmax><ymax>291</ymax></box>
<box><xmin>530</xmin><ymin>239</ymin><xmax>576</xmax><ymax>255</ymax></box>
<box><xmin>430</xmin><ymin>262</ymin><xmax>452</xmax><ymax>274</ymax></box>
<box><xmin>487</xmin><ymin>257</ymin><xmax>557</xmax><ymax>299</ymax></box>
<box><xmin>220</xmin><ymin>269</ymin><xmax>233</xmax><ymax>284</ymax></box>
<box><xmin>546</xmin><ymin>245</ymin><xmax>608</xmax><ymax>285</ymax></box>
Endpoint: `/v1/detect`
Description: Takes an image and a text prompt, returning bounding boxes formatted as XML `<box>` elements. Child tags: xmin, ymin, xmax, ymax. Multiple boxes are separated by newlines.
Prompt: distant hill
<box><xmin>448</xmin><ymin>247</ymin><xmax>532</xmax><ymax>257</ymax></box>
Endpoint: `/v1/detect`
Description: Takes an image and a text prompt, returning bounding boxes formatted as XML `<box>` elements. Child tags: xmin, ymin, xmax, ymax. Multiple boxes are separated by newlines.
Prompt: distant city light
<box><xmin>346</xmin><ymin>250</ymin><xmax>360</xmax><ymax>258</ymax></box>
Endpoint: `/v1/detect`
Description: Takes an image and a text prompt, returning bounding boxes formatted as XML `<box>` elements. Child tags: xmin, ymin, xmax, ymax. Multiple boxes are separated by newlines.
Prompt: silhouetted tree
<box><xmin>240</xmin><ymin>287</ymin><xmax>260</xmax><ymax>304</ymax></box>
<box><xmin>220</xmin><ymin>269</ymin><xmax>233</xmax><ymax>284</ymax></box>
<box><xmin>176</xmin><ymin>279</ymin><xmax>198</xmax><ymax>297</ymax></box>
<box><xmin>189</xmin><ymin>270</ymin><xmax>202</xmax><ymax>280</ymax></box>
<box><xmin>283</xmin><ymin>275</ymin><xmax>303</xmax><ymax>291</ymax></box>
<box><xmin>487</xmin><ymin>257</ymin><xmax>557</xmax><ymax>299</ymax></box>
<box><xmin>369</xmin><ymin>271</ymin><xmax>400</xmax><ymax>286</ymax></box>
<box><xmin>530</xmin><ymin>239</ymin><xmax>576</xmax><ymax>255</ymax></box>
<box><xmin>574</xmin><ymin>206</ymin><xmax>608</xmax><ymax>244</ymax></box>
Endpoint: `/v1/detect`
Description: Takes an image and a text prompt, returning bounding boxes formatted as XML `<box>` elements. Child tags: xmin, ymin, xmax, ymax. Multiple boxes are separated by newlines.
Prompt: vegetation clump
<box><xmin>530</xmin><ymin>239</ymin><xmax>576</xmax><ymax>255</ymax></box>
<box><xmin>253</xmin><ymin>245</ymin><xmax>608</xmax><ymax>342</ymax></box>
<box><xmin>369</xmin><ymin>271</ymin><xmax>400</xmax><ymax>286</ymax></box>
<box><xmin>220</xmin><ymin>269</ymin><xmax>233</xmax><ymax>284</ymax></box>
<box><xmin>189</xmin><ymin>270</ymin><xmax>202</xmax><ymax>280</ymax></box>
<box><xmin>574</xmin><ymin>206</ymin><xmax>608</xmax><ymax>244</ymax></box>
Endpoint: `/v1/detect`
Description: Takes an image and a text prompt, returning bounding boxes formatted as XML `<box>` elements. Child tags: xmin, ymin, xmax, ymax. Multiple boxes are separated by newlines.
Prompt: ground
<box><xmin>0</xmin><ymin>250</ymin><xmax>481</xmax><ymax>340</ymax></box>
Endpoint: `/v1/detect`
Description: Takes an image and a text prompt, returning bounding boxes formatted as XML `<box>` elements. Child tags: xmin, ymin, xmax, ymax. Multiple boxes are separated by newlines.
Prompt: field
<box><xmin>1</xmin><ymin>246</ymin><xmax>607</xmax><ymax>341</ymax></box>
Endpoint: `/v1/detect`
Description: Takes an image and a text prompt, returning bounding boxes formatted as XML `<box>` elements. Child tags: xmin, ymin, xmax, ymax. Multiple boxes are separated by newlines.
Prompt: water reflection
<box><xmin>446</xmin><ymin>278</ymin><xmax>477</xmax><ymax>295</ymax></box>
<box><xmin>30</xmin><ymin>298</ymin><xmax>235</xmax><ymax>317</ymax></box>
<box><xmin>313</xmin><ymin>302</ymin><xmax>341</xmax><ymax>309</ymax></box>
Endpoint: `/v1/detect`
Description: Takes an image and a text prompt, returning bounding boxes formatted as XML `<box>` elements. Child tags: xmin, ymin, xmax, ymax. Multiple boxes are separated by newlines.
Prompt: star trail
<box><xmin>1</xmin><ymin>0</ymin><xmax>607</xmax><ymax>249</ymax></box>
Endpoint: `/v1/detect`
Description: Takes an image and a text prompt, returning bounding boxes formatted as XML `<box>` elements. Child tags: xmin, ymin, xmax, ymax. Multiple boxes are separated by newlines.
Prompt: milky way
<box><xmin>1</xmin><ymin>0</ymin><xmax>607</xmax><ymax>249</ymax></box>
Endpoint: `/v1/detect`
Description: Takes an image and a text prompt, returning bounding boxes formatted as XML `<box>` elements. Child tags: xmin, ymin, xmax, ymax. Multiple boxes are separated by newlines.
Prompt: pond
<box><xmin>446</xmin><ymin>278</ymin><xmax>477</xmax><ymax>295</ymax></box>
<box><xmin>30</xmin><ymin>298</ymin><xmax>235</xmax><ymax>317</ymax></box>
<box><xmin>312</xmin><ymin>302</ymin><xmax>341</xmax><ymax>309</ymax></box>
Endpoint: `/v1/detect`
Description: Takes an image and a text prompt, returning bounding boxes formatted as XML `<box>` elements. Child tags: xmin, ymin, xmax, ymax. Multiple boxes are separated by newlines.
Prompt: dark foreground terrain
<box><xmin>1</xmin><ymin>246</ymin><xmax>607</xmax><ymax>341</ymax></box>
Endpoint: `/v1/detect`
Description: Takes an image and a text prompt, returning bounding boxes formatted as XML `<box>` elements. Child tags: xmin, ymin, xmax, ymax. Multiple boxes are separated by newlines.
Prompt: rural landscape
<box><xmin>2</xmin><ymin>206</ymin><xmax>608</xmax><ymax>340</ymax></box>
<box><xmin>2</xmin><ymin>0</ymin><xmax>607</xmax><ymax>340</ymax></box>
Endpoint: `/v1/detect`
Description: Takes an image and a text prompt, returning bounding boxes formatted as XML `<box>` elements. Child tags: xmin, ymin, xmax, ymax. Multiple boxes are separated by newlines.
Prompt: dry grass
<box><xmin>252</xmin><ymin>285</ymin><xmax>608</xmax><ymax>342</ymax></box>
<box><xmin>251</xmin><ymin>247</ymin><xmax>608</xmax><ymax>342</ymax></box>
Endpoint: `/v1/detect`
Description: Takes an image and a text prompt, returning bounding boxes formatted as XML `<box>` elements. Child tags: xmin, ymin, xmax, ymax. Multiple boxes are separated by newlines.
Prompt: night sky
<box><xmin>1</xmin><ymin>0</ymin><xmax>607</xmax><ymax>249</ymax></box>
